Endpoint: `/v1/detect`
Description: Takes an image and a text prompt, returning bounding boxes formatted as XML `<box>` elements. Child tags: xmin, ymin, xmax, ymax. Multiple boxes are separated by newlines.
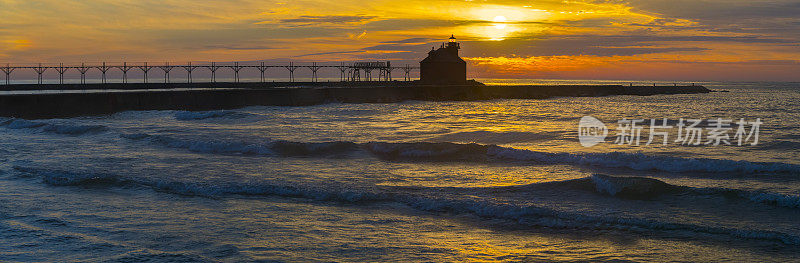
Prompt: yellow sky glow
<box><xmin>0</xmin><ymin>0</ymin><xmax>798</xmax><ymax>81</ymax></box>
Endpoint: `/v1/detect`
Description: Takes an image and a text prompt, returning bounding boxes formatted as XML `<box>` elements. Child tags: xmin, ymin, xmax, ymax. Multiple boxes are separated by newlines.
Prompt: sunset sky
<box><xmin>1</xmin><ymin>0</ymin><xmax>799</xmax><ymax>81</ymax></box>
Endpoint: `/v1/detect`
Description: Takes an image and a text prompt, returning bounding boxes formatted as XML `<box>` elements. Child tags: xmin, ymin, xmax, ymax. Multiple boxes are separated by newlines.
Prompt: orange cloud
<box><xmin>1</xmin><ymin>39</ymin><xmax>33</xmax><ymax>50</ymax></box>
<box><xmin>466</xmin><ymin>55</ymin><xmax>620</xmax><ymax>72</ymax></box>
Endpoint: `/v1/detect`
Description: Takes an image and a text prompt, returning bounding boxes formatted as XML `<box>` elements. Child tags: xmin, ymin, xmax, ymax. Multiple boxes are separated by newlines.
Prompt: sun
<box><xmin>493</xmin><ymin>15</ymin><xmax>508</xmax><ymax>30</ymax></box>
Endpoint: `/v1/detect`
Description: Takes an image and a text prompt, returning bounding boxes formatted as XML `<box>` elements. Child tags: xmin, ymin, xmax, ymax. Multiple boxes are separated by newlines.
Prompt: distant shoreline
<box><xmin>0</xmin><ymin>82</ymin><xmax>711</xmax><ymax>119</ymax></box>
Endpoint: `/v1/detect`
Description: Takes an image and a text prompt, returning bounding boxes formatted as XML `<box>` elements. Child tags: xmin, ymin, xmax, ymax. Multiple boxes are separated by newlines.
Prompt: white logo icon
<box><xmin>578</xmin><ymin>116</ymin><xmax>608</xmax><ymax>147</ymax></box>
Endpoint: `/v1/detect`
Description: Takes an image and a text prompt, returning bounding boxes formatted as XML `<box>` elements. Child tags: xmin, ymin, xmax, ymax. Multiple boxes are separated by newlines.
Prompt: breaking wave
<box><xmin>0</xmin><ymin>119</ymin><xmax>107</xmax><ymax>135</ymax></box>
<box><xmin>365</xmin><ymin>142</ymin><xmax>800</xmax><ymax>175</ymax></box>
<box><xmin>589</xmin><ymin>174</ymin><xmax>683</xmax><ymax>199</ymax></box>
<box><xmin>517</xmin><ymin>174</ymin><xmax>800</xmax><ymax>209</ymax></box>
<box><xmin>121</xmin><ymin>133</ymin><xmax>358</xmax><ymax>157</ymax></box>
<box><xmin>695</xmin><ymin>187</ymin><xmax>800</xmax><ymax>209</ymax></box>
<box><xmin>174</xmin><ymin>110</ymin><xmax>252</xmax><ymax>121</ymax></box>
<box><xmin>12</xmin><ymin>166</ymin><xmax>800</xmax><ymax>245</ymax></box>
<box><xmin>119</xmin><ymin>134</ymin><xmax>800</xmax><ymax>175</ymax></box>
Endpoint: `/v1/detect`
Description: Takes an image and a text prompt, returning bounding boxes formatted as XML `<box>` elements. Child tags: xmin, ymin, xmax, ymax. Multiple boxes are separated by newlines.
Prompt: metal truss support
<box><xmin>33</xmin><ymin>63</ymin><xmax>48</xmax><ymax>85</ymax></box>
<box><xmin>207</xmin><ymin>62</ymin><xmax>221</xmax><ymax>83</ymax></box>
<box><xmin>183</xmin><ymin>62</ymin><xmax>195</xmax><ymax>84</ymax></box>
<box><xmin>284</xmin><ymin>62</ymin><xmax>298</xmax><ymax>82</ymax></box>
<box><xmin>1</xmin><ymin>64</ymin><xmax>14</xmax><ymax>85</ymax></box>
<box><xmin>118</xmin><ymin>62</ymin><xmax>133</xmax><ymax>84</ymax></box>
<box><xmin>77</xmin><ymin>63</ymin><xmax>91</xmax><ymax>84</ymax></box>
<box><xmin>257</xmin><ymin>62</ymin><xmax>268</xmax><ymax>83</ymax></box>
<box><xmin>349</xmin><ymin>68</ymin><xmax>360</xmax><ymax>82</ymax></box>
<box><xmin>229</xmin><ymin>62</ymin><xmax>244</xmax><ymax>83</ymax></box>
<box><xmin>158</xmin><ymin>62</ymin><xmax>173</xmax><ymax>83</ymax></box>
<box><xmin>56</xmin><ymin>63</ymin><xmax>69</xmax><ymax>84</ymax></box>
<box><xmin>336</xmin><ymin>62</ymin><xmax>348</xmax><ymax>82</ymax></box>
<box><xmin>137</xmin><ymin>62</ymin><xmax>153</xmax><ymax>83</ymax></box>
<box><xmin>403</xmin><ymin>65</ymin><xmax>412</xmax><ymax>81</ymax></box>
<box><xmin>363</xmin><ymin>68</ymin><xmax>373</xmax><ymax>81</ymax></box>
<box><xmin>98</xmin><ymin>62</ymin><xmax>111</xmax><ymax>84</ymax></box>
<box><xmin>308</xmin><ymin>62</ymin><xmax>321</xmax><ymax>82</ymax></box>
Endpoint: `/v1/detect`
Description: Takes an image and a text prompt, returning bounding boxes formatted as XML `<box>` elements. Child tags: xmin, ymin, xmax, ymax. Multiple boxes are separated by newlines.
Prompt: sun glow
<box><xmin>493</xmin><ymin>15</ymin><xmax>508</xmax><ymax>30</ymax></box>
<box><xmin>458</xmin><ymin>6</ymin><xmax>549</xmax><ymax>41</ymax></box>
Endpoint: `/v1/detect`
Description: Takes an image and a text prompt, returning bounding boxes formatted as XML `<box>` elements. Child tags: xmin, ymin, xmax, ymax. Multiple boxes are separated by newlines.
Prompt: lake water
<box><xmin>1</xmin><ymin>80</ymin><xmax>798</xmax><ymax>262</ymax></box>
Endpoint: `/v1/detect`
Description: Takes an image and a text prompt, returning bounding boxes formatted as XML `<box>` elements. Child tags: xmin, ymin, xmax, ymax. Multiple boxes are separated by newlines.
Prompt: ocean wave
<box><xmin>121</xmin><ymin>133</ymin><xmax>274</xmax><ymax>155</ymax></box>
<box><xmin>487</xmin><ymin>146</ymin><xmax>800</xmax><ymax>174</ymax></box>
<box><xmin>13</xmin><ymin>166</ymin><xmax>122</xmax><ymax>186</ymax></box>
<box><xmin>397</xmin><ymin>193</ymin><xmax>800</xmax><ymax>246</ymax></box>
<box><xmin>0</xmin><ymin>119</ymin><xmax>107</xmax><ymax>135</ymax></box>
<box><xmin>365</xmin><ymin>142</ymin><xmax>489</xmax><ymax>161</ymax></box>
<box><xmin>693</xmin><ymin>187</ymin><xmax>800</xmax><ymax>209</ymax></box>
<box><xmin>515</xmin><ymin>174</ymin><xmax>800</xmax><ymax>209</ymax></box>
<box><xmin>431</xmin><ymin>130</ymin><xmax>560</xmax><ymax>144</ymax></box>
<box><xmin>174</xmin><ymin>110</ymin><xmax>251</xmax><ymax>121</ymax></box>
<box><xmin>589</xmin><ymin>174</ymin><xmax>682</xmax><ymax>199</ymax></box>
<box><xmin>12</xmin><ymin>165</ymin><xmax>386</xmax><ymax>201</ymax></box>
<box><xmin>270</xmin><ymin>140</ymin><xmax>359</xmax><ymax>156</ymax></box>
<box><xmin>515</xmin><ymin>175</ymin><xmax>685</xmax><ymax>200</ymax></box>
<box><xmin>13</xmin><ymin>166</ymin><xmax>800</xmax><ymax>245</ymax></box>
<box><xmin>121</xmin><ymin>133</ymin><xmax>357</xmax><ymax>157</ymax></box>
<box><xmin>364</xmin><ymin>142</ymin><xmax>800</xmax><ymax>175</ymax></box>
<box><xmin>119</xmin><ymin>134</ymin><xmax>800</xmax><ymax>175</ymax></box>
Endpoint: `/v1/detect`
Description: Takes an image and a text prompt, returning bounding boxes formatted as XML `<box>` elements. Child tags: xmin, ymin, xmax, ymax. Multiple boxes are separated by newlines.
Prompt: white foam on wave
<box><xmin>591</xmin><ymin>175</ymin><xmax>622</xmax><ymax>196</ymax></box>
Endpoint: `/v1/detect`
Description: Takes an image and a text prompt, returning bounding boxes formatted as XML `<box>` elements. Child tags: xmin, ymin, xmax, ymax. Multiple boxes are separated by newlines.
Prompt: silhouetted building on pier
<box><xmin>420</xmin><ymin>35</ymin><xmax>466</xmax><ymax>84</ymax></box>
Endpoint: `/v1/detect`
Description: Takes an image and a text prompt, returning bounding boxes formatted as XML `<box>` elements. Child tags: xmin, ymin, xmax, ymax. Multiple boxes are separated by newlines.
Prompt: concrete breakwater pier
<box><xmin>0</xmin><ymin>81</ymin><xmax>710</xmax><ymax>119</ymax></box>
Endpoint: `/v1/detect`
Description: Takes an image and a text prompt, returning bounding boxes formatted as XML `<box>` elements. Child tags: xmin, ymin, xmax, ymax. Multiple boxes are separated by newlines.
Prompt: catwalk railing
<box><xmin>0</xmin><ymin>61</ymin><xmax>419</xmax><ymax>84</ymax></box>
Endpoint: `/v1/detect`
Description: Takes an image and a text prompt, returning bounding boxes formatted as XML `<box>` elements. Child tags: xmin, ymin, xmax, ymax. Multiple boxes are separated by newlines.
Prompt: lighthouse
<box><xmin>419</xmin><ymin>35</ymin><xmax>467</xmax><ymax>84</ymax></box>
